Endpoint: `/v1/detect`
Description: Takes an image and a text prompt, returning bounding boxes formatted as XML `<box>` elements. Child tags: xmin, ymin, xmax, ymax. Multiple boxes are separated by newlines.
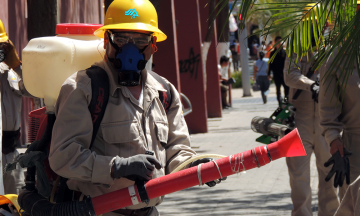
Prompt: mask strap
<box><xmin>106</xmin><ymin>31</ymin><xmax>121</xmax><ymax>65</ymax></box>
<box><xmin>107</xmin><ymin>31</ymin><xmax>121</xmax><ymax>51</ymax></box>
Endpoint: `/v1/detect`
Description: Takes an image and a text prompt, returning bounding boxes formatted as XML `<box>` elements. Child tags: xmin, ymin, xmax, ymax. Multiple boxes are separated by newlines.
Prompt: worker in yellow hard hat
<box><xmin>0</xmin><ymin>194</ymin><xmax>21</xmax><ymax>216</ymax></box>
<box><xmin>0</xmin><ymin>18</ymin><xmax>30</xmax><ymax>198</ymax></box>
<box><xmin>49</xmin><ymin>1</ymin><xmax>224</xmax><ymax>216</ymax></box>
<box><xmin>282</xmin><ymin>4</ymin><xmax>339</xmax><ymax>216</ymax></box>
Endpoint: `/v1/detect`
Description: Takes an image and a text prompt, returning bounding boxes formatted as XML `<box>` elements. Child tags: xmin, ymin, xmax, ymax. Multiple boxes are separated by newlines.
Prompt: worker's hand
<box><xmin>324</xmin><ymin>148</ymin><xmax>352</xmax><ymax>187</ymax></box>
<box><xmin>330</xmin><ymin>138</ymin><xmax>344</xmax><ymax>156</ymax></box>
<box><xmin>0</xmin><ymin>40</ymin><xmax>21</xmax><ymax>69</ymax></box>
<box><xmin>310</xmin><ymin>81</ymin><xmax>319</xmax><ymax>103</ymax></box>
<box><xmin>268</xmin><ymin>75</ymin><xmax>272</xmax><ymax>81</ymax></box>
<box><xmin>111</xmin><ymin>155</ymin><xmax>162</xmax><ymax>181</ymax></box>
<box><xmin>190</xmin><ymin>158</ymin><xmax>227</xmax><ymax>187</ymax></box>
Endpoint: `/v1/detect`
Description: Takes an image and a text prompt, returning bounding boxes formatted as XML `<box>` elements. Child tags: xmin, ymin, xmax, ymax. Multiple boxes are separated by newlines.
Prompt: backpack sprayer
<box><xmin>18</xmin><ymin>129</ymin><xmax>306</xmax><ymax>215</ymax></box>
<box><xmin>251</xmin><ymin>100</ymin><xmax>296</xmax><ymax>144</ymax></box>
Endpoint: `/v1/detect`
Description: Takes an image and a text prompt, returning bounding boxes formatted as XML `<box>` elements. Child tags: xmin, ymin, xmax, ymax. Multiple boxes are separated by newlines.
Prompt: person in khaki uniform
<box><xmin>0</xmin><ymin>19</ymin><xmax>28</xmax><ymax>195</ymax></box>
<box><xmin>49</xmin><ymin>1</ymin><xmax>222</xmax><ymax>216</ymax></box>
<box><xmin>283</xmin><ymin>52</ymin><xmax>339</xmax><ymax>216</ymax></box>
<box><xmin>319</xmin><ymin>47</ymin><xmax>360</xmax><ymax>202</ymax></box>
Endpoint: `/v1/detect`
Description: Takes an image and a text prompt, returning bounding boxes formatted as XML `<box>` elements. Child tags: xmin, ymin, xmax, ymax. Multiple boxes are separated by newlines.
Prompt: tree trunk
<box><xmin>202</xmin><ymin>0</ymin><xmax>216</xmax><ymax>90</ymax></box>
<box><xmin>204</xmin><ymin>0</ymin><xmax>216</xmax><ymax>42</ymax></box>
<box><xmin>27</xmin><ymin>0</ymin><xmax>57</xmax><ymax>40</ymax></box>
<box><xmin>240</xmin><ymin>23</ymin><xmax>251</xmax><ymax>96</ymax></box>
<box><xmin>217</xmin><ymin>1</ymin><xmax>229</xmax><ymax>43</ymax></box>
<box><xmin>104</xmin><ymin>0</ymin><xmax>113</xmax><ymax>14</ymax></box>
<box><xmin>149</xmin><ymin>0</ymin><xmax>161</xmax><ymax>13</ymax></box>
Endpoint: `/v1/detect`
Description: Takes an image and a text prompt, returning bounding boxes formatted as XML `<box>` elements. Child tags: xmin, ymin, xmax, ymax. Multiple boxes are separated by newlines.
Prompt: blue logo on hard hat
<box><xmin>125</xmin><ymin>9</ymin><xmax>139</xmax><ymax>19</ymax></box>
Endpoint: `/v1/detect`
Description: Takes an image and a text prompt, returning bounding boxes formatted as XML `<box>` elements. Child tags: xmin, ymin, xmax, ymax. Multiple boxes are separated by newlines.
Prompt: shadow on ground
<box><xmin>159</xmin><ymin>187</ymin><xmax>294</xmax><ymax>215</ymax></box>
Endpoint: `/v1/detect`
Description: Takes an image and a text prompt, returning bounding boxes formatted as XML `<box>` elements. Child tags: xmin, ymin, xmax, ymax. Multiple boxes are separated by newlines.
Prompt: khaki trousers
<box><xmin>286</xmin><ymin>104</ymin><xmax>339</xmax><ymax>216</ymax></box>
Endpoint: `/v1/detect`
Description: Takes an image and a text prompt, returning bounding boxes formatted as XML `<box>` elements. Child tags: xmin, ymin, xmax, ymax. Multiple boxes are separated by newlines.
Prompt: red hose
<box><xmin>92</xmin><ymin>129</ymin><xmax>304</xmax><ymax>215</ymax></box>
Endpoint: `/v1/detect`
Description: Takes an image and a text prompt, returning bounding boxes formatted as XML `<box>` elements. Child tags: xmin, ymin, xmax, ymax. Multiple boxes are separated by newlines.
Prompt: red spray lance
<box><xmin>18</xmin><ymin>128</ymin><xmax>305</xmax><ymax>216</ymax></box>
<box><xmin>92</xmin><ymin>129</ymin><xmax>306</xmax><ymax>215</ymax></box>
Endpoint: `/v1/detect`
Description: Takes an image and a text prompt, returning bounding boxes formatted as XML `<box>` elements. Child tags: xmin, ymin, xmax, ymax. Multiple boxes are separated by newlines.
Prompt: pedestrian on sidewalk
<box><xmin>268</xmin><ymin>36</ymin><xmax>289</xmax><ymax>106</ymax></box>
<box><xmin>265</xmin><ymin>41</ymin><xmax>273</xmax><ymax>58</ymax></box>
<box><xmin>230</xmin><ymin>39</ymin><xmax>240</xmax><ymax>71</ymax></box>
<box><xmin>219</xmin><ymin>56</ymin><xmax>231</xmax><ymax>109</ymax></box>
<box><xmin>257</xmin><ymin>41</ymin><xmax>266</xmax><ymax>59</ymax></box>
<box><xmin>283</xmin><ymin>48</ymin><xmax>339</xmax><ymax>215</ymax></box>
<box><xmin>253</xmin><ymin>51</ymin><xmax>270</xmax><ymax>104</ymax></box>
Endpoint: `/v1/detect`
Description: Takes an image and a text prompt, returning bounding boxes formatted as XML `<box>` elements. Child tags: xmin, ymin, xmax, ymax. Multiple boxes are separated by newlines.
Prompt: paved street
<box><xmin>158</xmin><ymin>85</ymin><xmax>319</xmax><ymax>216</ymax></box>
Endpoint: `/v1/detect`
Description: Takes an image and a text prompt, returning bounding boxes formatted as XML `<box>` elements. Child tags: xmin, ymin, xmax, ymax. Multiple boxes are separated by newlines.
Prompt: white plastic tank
<box><xmin>22</xmin><ymin>23</ymin><xmax>105</xmax><ymax>112</ymax></box>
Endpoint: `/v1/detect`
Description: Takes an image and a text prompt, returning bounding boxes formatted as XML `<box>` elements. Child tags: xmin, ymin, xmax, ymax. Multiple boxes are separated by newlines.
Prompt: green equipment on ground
<box><xmin>251</xmin><ymin>100</ymin><xmax>296</xmax><ymax>144</ymax></box>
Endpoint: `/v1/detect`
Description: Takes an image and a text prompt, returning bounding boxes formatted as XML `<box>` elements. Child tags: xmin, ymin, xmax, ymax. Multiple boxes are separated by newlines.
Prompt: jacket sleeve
<box><xmin>10</xmin><ymin>65</ymin><xmax>35</xmax><ymax>97</ymax></box>
<box><xmin>283</xmin><ymin>54</ymin><xmax>315</xmax><ymax>91</ymax></box>
<box><xmin>49</xmin><ymin>71</ymin><xmax>115</xmax><ymax>185</ymax></box>
<box><xmin>164</xmin><ymin>83</ymin><xmax>196</xmax><ymax>174</ymax></box>
<box><xmin>319</xmin><ymin>53</ymin><xmax>343</xmax><ymax>145</ymax></box>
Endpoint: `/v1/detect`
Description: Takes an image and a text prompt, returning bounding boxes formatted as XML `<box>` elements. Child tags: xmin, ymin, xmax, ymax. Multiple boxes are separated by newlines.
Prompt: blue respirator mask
<box><xmin>107</xmin><ymin>32</ymin><xmax>148</xmax><ymax>86</ymax></box>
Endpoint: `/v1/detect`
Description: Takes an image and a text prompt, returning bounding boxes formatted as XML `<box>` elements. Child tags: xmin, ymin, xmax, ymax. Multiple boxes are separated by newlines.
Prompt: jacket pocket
<box><xmin>155</xmin><ymin>121</ymin><xmax>169</xmax><ymax>148</ymax></box>
<box><xmin>101</xmin><ymin>120</ymin><xmax>140</xmax><ymax>144</ymax></box>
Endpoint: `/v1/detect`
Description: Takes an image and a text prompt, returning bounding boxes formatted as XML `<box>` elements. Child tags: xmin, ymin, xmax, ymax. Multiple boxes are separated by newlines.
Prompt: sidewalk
<box><xmin>158</xmin><ymin>85</ymin><xmax>319</xmax><ymax>216</ymax></box>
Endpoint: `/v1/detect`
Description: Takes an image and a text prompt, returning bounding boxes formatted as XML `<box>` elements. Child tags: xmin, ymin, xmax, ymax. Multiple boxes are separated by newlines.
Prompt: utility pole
<box><xmin>201</xmin><ymin>0</ymin><xmax>216</xmax><ymax>90</ymax></box>
<box><xmin>27</xmin><ymin>0</ymin><xmax>57</xmax><ymax>40</ymax></box>
<box><xmin>239</xmin><ymin>24</ymin><xmax>251</xmax><ymax>97</ymax></box>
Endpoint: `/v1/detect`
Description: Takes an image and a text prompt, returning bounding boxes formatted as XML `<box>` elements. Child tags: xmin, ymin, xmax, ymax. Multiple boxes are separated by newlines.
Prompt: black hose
<box><xmin>19</xmin><ymin>190</ymin><xmax>96</xmax><ymax>216</ymax></box>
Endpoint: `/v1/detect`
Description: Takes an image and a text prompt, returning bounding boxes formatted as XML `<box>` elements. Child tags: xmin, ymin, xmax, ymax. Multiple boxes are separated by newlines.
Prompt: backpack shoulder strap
<box><xmin>86</xmin><ymin>66</ymin><xmax>110</xmax><ymax>149</ymax></box>
<box><xmin>148</xmin><ymin>71</ymin><xmax>172</xmax><ymax>113</ymax></box>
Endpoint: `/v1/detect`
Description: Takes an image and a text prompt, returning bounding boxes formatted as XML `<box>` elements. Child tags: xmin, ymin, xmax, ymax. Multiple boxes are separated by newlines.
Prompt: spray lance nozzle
<box><xmin>251</xmin><ymin>116</ymin><xmax>292</xmax><ymax>138</ymax></box>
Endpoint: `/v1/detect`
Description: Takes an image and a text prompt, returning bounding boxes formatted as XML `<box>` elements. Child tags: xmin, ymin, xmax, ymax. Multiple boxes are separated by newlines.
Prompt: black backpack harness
<box><xmin>86</xmin><ymin>66</ymin><xmax>172</xmax><ymax>148</ymax></box>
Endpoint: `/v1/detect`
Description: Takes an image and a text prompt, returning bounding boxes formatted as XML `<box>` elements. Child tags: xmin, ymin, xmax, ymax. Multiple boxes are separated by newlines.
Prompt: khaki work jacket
<box><xmin>283</xmin><ymin>53</ymin><xmax>317</xmax><ymax>106</ymax></box>
<box><xmin>319</xmin><ymin>48</ymin><xmax>360</xmax><ymax>145</ymax></box>
<box><xmin>49</xmin><ymin>59</ymin><xmax>196</xmax><ymax>209</ymax></box>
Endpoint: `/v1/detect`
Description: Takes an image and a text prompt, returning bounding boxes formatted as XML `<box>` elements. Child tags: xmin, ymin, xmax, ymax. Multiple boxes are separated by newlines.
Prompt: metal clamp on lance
<box><xmin>265</xmin><ymin>146</ymin><xmax>272</xmax><ymax>161</ymax></box>
<box><xmin>252</xmin><ymin>149</ymin><xmax>261</xmax><ymax>168</ymax></box>
<box><xmin>211</xmin><ymin>160</ymin><xmax>223</xmax><ymax>179</ymax></box>
<box><xmin>197</xmin><ymin>164</ymin><xmax>204</xmax><ymax>186</ymax></box>
<box><xmin>128</xmin><ymin>185</ymin><xmax>139</xmax><ymax>205</ymax></box>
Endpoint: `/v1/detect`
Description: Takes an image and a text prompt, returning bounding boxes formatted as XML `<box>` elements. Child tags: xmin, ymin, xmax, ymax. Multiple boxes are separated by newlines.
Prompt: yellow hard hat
<box><xmin>303</xmin><ymin>3</ymin><xmax>321</xmax><ymax>21</ymax></box>
<box><xmin>0</xmin><ymin>194</ymin><xmax>21</xmax><ymax>214</ymax></box>
<box><xmin>0</xmin><ymin>19</ymin><xmax>9</xmax><ymax>43</ymax></box>
<box><xmin>94</xmin><ymin>0</ymin><xmax>167</xmax><ymax>42</ymax></box>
